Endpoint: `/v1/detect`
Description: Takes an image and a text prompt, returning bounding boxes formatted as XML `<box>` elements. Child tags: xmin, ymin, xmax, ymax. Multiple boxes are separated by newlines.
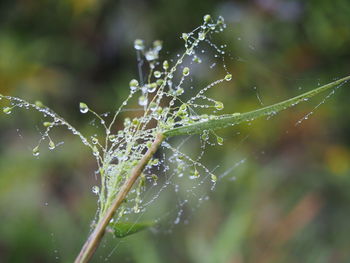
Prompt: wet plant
<box><xmin>0</xmin><ymin>14</ymin><xmax>349</xmax><ymax>263</ymax></box>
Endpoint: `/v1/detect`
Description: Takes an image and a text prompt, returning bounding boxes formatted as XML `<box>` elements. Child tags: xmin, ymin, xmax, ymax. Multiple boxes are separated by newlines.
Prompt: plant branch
<box><xmin>74</xmin><ymin>75</ymin><xmax>350</xmax><ymax>262</ymax></box>
<box><xmin>74</xmin><ymin>133</ymin><xmax>165</xmax><ymax>263</ymax></box>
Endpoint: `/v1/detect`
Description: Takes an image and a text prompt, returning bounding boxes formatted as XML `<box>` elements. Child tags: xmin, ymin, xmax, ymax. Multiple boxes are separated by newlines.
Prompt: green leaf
<box><xmin>163</xmin><ymin>75</ymin><xmax>350</xmax><ymax>137</ymax></box>
<box><xmin>110</xmin><ymin>222</ymin><xmax>154</xmax><ymax>238</ymax></box>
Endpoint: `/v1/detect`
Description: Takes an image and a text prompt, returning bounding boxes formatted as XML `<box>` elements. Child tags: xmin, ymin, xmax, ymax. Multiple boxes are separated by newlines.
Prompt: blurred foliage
<box><xmin>0</xmin><ymin>0</ymin><xmax>350</xmax><ymax>262</ymax></box>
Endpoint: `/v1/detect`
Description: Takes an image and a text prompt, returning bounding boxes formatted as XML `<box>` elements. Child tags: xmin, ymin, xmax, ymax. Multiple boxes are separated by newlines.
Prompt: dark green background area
<box><xmin>0</xmin><ymin>0</ymin><xmax>350</xmax><ymax>262</ymax></box>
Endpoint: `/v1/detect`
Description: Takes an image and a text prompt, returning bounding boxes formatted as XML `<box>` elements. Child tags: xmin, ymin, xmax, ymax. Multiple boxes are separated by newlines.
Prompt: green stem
<box><xmin>74</xmin><ymin>133</ymin><xmax>164</xmax><ymax>263</ymax></box>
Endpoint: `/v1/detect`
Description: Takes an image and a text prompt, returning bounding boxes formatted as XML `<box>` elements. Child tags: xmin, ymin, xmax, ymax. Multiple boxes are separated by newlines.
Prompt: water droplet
<box><xmin>203</xmin><ymin>14</ymin><xmax>211</xmax><ymax>23</ymax></box>
<box><xmin>149</xmin><ymin>102</ymin><xmax>158</xmax><ymax>111</ymax></box>
<box><xmin>91</xmin><ymin>137</ymin><xmax>98</xmax><ymax>144</ymax></box>
<box><xmin>154</xmin><ymin>71</ymin><xmax>161</xmax><ymax>78</ymax></box>
<box><xmin>193</xmin><ymin>56</ymin><xmax>202</xmax><ymax>63</ymax></box>
<box><xmin>214</xmin><ymin>101</ymin><xmax>224</xmax><ymax>110</ymax></box>
<box><xmin>182</xmin><ymin>67</ymin><xmax>190</xmax><ymax>76</ymax></box>
<box><xmin>176</xmin><ymin>88</ymin><xmax>184</xmax><ymax>96</ymax></box>
<box><xmin>163</xmin><ymin>60</ymin><xmax>169</xmax><ymax>70</ymax></box>
<box><xmin>182</xmin><ymin>33</ymin><xmax>189</xmax><ymax>41</ymax></box>
<box><xmin>198</xmin><ymin>32</ymin><xmax>205</xmax><ymax>41</ymax></box>
<box><xmin>201</xmin><ymin>131</ymin><xmax>209</xmax><ymax>141</ymax></box>
<box><xmin>79</xmin><ymin>102</ymin><xmax>89</xmax><ymax>114</ymax></box>
<box><xmin>3</xmin><ymin>107</ymin><xmax>12</xmax><ymax>114</ymax></box>
<box><xmin>132</xmin><ymin>118</ymin><xmax>140</xmax><ymax>126</ymax></box>
<box><xmin>92</xmin><ymin>146</ymin><xmax>99</xmax><ymax>157</ymax></box>
<box><xmin>217</xmin><ymin>136</ymin><xmax>224</xmax><ymax>145</ymax></box>
<box><xmin>153</xmin><ymin>40</ymin><xmax>162</xmax><ymax>51</ymax></box>
<box><xmin>225</xmin><ymin>74</ymin><xmax>232</xmax><ymax>81</ymax></box>
<box><xmin>147</xmin><ymin>83</ymin><xmax>157</xmax><ymax>93</ymax></box>
<box><xmin>129</xmin><ymin>79</ymin><xmax>139</xmax><ymax>91</ymax></box>
<box><xmin>35</xmin><ymin>101</ymin><xmax>44</xmax><ymax>108</ymax></box>
<box><xmin>43</xmin><ymin>122</ymin><xmax>52</xmax><ymax>127</ymax></box>
<box><xmin>134</xmin><ymin>39</ymin><xmax>144</xmax><ymax>51</ymax></box>
<box><xmin>92</xmin><ymin>185</ymin><xmax>99</xmax><ymax>195</ymax></box>
<box><xmin>134</xmin><ymin>206</ymin><xmax>140</xmax><ymax>213</ymax></box>
<box><xmin>156</xmin><ymin>79</ymin><xmax>164</xmax><ymax>86</ymax></box>
<box><xmin>32</xmin><ymin>146</ymin><xmax>40</xmax><ymax>156</ymax></box>
<box><xmin>145</xmin><ymin>50</ymin><xmax>158</xmax><ymax>61</ymax></box>
<box><xmin>138</xmin><ymin>95</ymin><xmax>148</xmax><ymax>106</ymax></box>
<box><xmin>193</xmin><ymin>169</ymin><xmax>200</xmax><ymax>178</ymax></box>
<box><xmin>108</xmin><ymin>135</ymin><xmax>116</xmax><ymax>142</ymax></box>
<box><xmin>211</xmin><ymin>174</ymin><xmax>217</xmax><ymax>182</ymax></box>
<box><xmin>48</xmin><ymin>140</ymin><xmax>55</xmax><ymax>150</ymax></box>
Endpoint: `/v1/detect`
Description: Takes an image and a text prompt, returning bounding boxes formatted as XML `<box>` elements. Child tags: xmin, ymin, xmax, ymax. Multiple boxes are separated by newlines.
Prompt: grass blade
<box><xmin>164</xmin><ymin>75</ymin><xmax>350</xmax><ymax>137</ymax></box>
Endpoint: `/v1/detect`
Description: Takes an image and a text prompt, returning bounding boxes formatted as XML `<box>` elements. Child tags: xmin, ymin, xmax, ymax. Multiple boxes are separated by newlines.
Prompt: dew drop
<box><xmin>35</xmin><ymin>101</ymin><xmax>44</xmax><ymax>108</ymax></box>
<box><xmin>3</xmin><ymin>107</ymin><xmax>12</xmax><ymax>114</ymax></box>
<box><xmin>225</xmin><ymin>74</ymin><xmax>232</xmax><ymax>81</ymax></box>
<box><xmin>147</xmin><ymin>83</ymin><xmax>157</xmax><ymax>93</ymax></box>
<box><xmin>176</xmin><ymin>88</ymin><xmax>184</xmax><ymax>96</ymax></box>
<box><xmin>138</xmin><ymin>95</ymin><xmax>148</xmax><ymax>106</ymax></box>
<box><xmin>92</xmin><ymin>185</ymin><xmax>99</xmax><ymax>195</ymax></box>
<box><xmin>145</xmin><ymin>50</ymin><xmax>158</xmax><ymax>61</ymax></box>
<box><xmin>182</xmin><ymin>67</ymin><xmax>190</xmax><ymax>76</ymax></box>
<box><xmin>134</xmin><ymin>39</ymin><xmax>144</xmax><ymax>51</ymax></box>
<box><xmin>201</xmin><ymin>131</ymin><xmax>209</xmax><ymax>141</ymax></box>
<box><xmin>129</xmin><ymin>79</ymin><xmax>139</xmax><ymax>91</ymax></box>
<box><xmin>214</xmin><ymin>101</ymin><xmax>224</xmax><ymax>110</ymax></box>
<box><xmin>182</xmin><ymin>33</ymin><xmax>189</xmax><ymax>41</ymax></box>
<box><xmin>156</xmin><ymin>79</ymin><xmax>164</xmax><ymax>86</ymax></box>
<box><xmin>149</xmin><ymin>102</ymin><xmax>158</xmax><ymax>111</ymax></box>
<box><xmin>91</xmin><ymin>137</ymin><xmax>98</xmax><ymax>145</ymax></box>
<box><xmin>79</xmin><ymin>102</ymin><xmax>89</xmax><ymax>114</ymax></box>
<box><xmin>43</xmin><ymin>122</ymin><xmax>52</xmax><ymax>127</ymax></box>
<box><xmin>203</xmin><ymin>14</ymin><xmax>211</xmax><ymax>23</ymax></box>
<box><xmin>198</xmin><ymin>32</ymin><xmax>205</xmax><ymax>41</ymax></box>
<box><xmin>163</xmin><ymin>60</ymin><xmax>169</xmax><ymax>70</ymax></box>
<box><xmin>32</xmin><ymin>146</ymin><xmax>40</xmax><ymax>156</ymax></box>
<box><xmin>154</xmin><ymin>71</ymin><xmax>161</xmax><ymax>78</ymax></box>
<box><xmin>153</xmin><ymin>40</ymin><xmax>163</xmax><ymax>51</ymax></box>
<box><xmin>108</xmin><ymin>135</ymin><xmax>116</xmax><ymax>142</ymax></box>
<box><xmin>48</xmin><ymin>140</ymin><xmax>55</xmax><ymax>150</ymax></box>
<box><xmin>193</xmin><ymin>56</ymin><xmax>202</xmax><ymax>63</ymax></box>
<box><xmin>217</xmin><ymin>136</ymin><xmax>224</xmax><ymax>145</ymax></box>
<box><xmin>92</xmin><ymin>146</ymin><xmax>99</xmax><ymax>157</ymax></box>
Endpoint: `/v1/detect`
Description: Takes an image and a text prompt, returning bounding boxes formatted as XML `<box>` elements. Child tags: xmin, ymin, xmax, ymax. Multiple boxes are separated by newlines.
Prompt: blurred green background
<box><xmin>1</xmin><ymin>0</ymin><xmax>350</xmax><ymax>262</ymax></box>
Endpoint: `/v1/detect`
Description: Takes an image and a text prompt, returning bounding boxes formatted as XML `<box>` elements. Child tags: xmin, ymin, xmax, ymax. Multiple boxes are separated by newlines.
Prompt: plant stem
<box><xmin>74</xmin><ymin>133</ymin><xmax>165</xmax><ymax>263</ymax></box>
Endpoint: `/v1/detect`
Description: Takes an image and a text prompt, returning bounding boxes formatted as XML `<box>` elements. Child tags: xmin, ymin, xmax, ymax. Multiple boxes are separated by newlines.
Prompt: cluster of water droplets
<box><xmin>0</xmin><ymin>94</ymin><xmax>93</xmax><ymax>158</ymax></box>
<box><xmin>0</xmin><ymin>14</ymin><xmax>234</xmax><ymax>227</ymax></box>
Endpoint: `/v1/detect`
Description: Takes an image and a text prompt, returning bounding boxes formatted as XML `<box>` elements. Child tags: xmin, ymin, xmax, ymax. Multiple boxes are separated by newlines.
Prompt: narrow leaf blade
<box><xmin>163</xmin><ymin>75</ymin><xmax>350</xmax><ymax>137</ymax></box>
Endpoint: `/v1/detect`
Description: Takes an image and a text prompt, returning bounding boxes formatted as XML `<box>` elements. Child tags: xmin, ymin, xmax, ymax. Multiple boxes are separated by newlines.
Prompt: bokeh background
<box><xmin>1</xmin><ymin>0</ymin><xmax>350</xmax><ymax>262</ymax></box>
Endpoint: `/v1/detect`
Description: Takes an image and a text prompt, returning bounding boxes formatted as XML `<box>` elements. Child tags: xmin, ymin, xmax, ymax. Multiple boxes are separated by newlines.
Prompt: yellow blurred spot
<box><xmin>71</xmin><ymin>0</ymin><xmax>98</xmax><ymax>15</ymax></box>
<box><xmin>325</xmin><ymin>146</ymin><xmax>350</xmax><ymax>175</ymax></box>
